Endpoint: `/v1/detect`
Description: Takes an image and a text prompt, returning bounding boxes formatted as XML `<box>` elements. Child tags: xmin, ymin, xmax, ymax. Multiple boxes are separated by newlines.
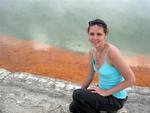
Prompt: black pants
<box><xmin>69</xmin><ymin>88</ymin><xmax>126</xmax><ymax>113</ymax></box>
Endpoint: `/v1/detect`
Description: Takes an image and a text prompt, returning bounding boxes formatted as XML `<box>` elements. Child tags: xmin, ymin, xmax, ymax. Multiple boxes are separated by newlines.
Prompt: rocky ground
<box><xmin>0</xmin><ymin>68</ymin><xmax>150</xmax><ymax>113</ymax></box>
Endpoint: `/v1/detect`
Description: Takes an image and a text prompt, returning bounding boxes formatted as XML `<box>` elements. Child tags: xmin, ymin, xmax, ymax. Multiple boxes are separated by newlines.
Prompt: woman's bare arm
<box><xmin>91</xmin><ymin>46</ymin><xmax>135</xmax><ymax>96</ymax></box>
<box><xmin>81</xmin><ymin>49</ymin><xmax>95</xmax><ymax>89</ymax></box>
<box><xmin>105</xmin><ymin>46</ymin><xmax>135</xmax><ymax>95</ymax></box>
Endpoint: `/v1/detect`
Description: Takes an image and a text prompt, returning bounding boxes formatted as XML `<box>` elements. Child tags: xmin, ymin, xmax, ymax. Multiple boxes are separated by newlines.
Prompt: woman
<box><xmin>69</xmin><ymin>19</ymin><xmax>135</xmax><ymax>113</ymax></box>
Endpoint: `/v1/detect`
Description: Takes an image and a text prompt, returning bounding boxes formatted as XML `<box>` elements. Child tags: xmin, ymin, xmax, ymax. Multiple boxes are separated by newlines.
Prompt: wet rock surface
<box><xmin>0</xmin><ymin>68</ymin><xmax>150</xmax><ymax>113</ymax></box>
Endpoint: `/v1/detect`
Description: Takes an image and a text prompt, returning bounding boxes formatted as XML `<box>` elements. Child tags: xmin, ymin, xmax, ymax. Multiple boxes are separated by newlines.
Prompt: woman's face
<box><xmin>88</xmin><ymin>25</ymin><xmax>107</xmax><ymax>48</ymax></box>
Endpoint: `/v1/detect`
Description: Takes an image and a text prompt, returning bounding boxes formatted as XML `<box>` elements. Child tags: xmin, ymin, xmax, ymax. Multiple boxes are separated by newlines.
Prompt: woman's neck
<box><xmin>95</xmin><ymin>42</ymin><xmax>108</xmax><ymax>54</ymax></box>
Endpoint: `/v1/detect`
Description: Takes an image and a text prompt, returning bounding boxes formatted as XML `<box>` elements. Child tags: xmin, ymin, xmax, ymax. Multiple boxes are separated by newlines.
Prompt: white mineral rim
<box><xmin>0</xmin><ymin>68</ymin><xmax>150</xmax><ymax>113</ymax></box>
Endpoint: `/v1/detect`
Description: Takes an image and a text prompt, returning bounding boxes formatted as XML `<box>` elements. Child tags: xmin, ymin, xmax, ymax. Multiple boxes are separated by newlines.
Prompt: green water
<box><xmin>0</xmin><ymin>0</ymin><xmax>150</xmax><ymax>55</ymax></box>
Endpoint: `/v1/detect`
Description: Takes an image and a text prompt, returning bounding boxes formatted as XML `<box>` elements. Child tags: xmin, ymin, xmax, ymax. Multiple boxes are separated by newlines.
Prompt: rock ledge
<box><xmin>0</xmin><ymin>68</ymin><xmax>150</xmax><ymax>113</ymax></box>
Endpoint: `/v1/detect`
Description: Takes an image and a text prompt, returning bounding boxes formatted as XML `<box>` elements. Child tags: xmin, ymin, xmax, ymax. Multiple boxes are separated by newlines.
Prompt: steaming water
<box><xmin>0</xmin><ymin>0</ymin><xmax>150</xmax><ymax>56</ymax></box>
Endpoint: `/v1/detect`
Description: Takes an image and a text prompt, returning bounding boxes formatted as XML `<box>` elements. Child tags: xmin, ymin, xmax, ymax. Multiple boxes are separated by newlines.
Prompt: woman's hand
<box><xmin>90</xmin><ymin>87</ymin><xmax>109</xmax><ymax>96</ymax></box>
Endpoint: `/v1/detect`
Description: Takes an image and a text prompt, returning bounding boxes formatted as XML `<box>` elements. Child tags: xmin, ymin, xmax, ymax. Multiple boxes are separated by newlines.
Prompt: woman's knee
<box><xmin>69</xmin><ymin>101</ymin><xmax>76</xmax><ymax>112</ymax></box>
<box><xmin>72</xmin><ymin>88</ymin><xmax>85</xmax><ymax>100</ymax></box>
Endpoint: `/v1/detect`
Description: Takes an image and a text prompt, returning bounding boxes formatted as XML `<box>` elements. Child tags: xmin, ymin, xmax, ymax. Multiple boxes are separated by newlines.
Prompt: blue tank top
<box><xmin>92</xmin><ymin>49</ymin><xmax>127</xmax><ymax>99</ymax></box>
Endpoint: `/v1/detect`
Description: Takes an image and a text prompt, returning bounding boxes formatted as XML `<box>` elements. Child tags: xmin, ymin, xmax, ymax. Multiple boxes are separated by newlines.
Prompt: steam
<box><xmin>29</xmin><ymin>26</ymin><xmax>51</xmax><ymax>51</ymax></box>
<box><xmin>124</xmin><ymin>55</ymin><xmax>150</xmax><ymax>67</ymax></box>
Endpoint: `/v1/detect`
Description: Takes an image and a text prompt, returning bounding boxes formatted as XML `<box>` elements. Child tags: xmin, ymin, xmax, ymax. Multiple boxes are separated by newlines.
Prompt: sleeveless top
<box><xmin>92</xmin><ymin>48</ymin><xmax>127</xmax><ymax>99</ymax></box>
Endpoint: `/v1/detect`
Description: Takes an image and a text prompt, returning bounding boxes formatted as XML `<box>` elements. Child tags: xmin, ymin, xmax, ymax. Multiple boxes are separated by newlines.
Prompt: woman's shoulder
<box><xmin>108</xmin><ymin>44</ymin><xmax>124</xmax><ymax>66</ymax></box>
<box><xmin>108</xmin><ymin>44</ymin><xmax>122</xmax><ymax>59</ymax></box>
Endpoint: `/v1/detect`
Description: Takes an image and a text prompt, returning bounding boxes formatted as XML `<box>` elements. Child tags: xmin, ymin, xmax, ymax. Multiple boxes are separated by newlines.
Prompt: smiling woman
<box><xmin>69</xmin><ymin>19</ymin><xmax>135</xmax><ymax>113</ymax></box>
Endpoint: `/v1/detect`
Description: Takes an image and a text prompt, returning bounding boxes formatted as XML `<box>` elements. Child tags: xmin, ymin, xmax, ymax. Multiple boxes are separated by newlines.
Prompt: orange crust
<box><xmin>0</xmin><ymin>35</ymin><xmax>150</xmax><ymax>87</ymax></box>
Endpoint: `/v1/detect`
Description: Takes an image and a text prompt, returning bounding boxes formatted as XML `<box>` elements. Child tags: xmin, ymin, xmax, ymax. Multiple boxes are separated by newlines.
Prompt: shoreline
<box><xmin>0</xmin><ymin>68</ymin><xmax>150</xmax><ymax>113</ymax></box>
<box><xmin>0</xmin><ymin>35</ymin><xmax>150</xmax><ymax>87</ymax></box>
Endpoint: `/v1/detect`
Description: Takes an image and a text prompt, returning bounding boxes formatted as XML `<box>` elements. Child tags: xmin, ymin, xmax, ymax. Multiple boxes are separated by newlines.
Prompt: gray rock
<box><xmin>0</xmin><ymin>68</ymin><xmax>150</xmax><ymax>113</ymax></box>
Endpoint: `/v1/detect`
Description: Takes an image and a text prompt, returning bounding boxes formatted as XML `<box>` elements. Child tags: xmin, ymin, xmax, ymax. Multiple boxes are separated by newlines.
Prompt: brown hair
<box><xmin>87</xmin><ymin>19</ymin><xmax>109</xmax><ymax>34</ymax></box>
